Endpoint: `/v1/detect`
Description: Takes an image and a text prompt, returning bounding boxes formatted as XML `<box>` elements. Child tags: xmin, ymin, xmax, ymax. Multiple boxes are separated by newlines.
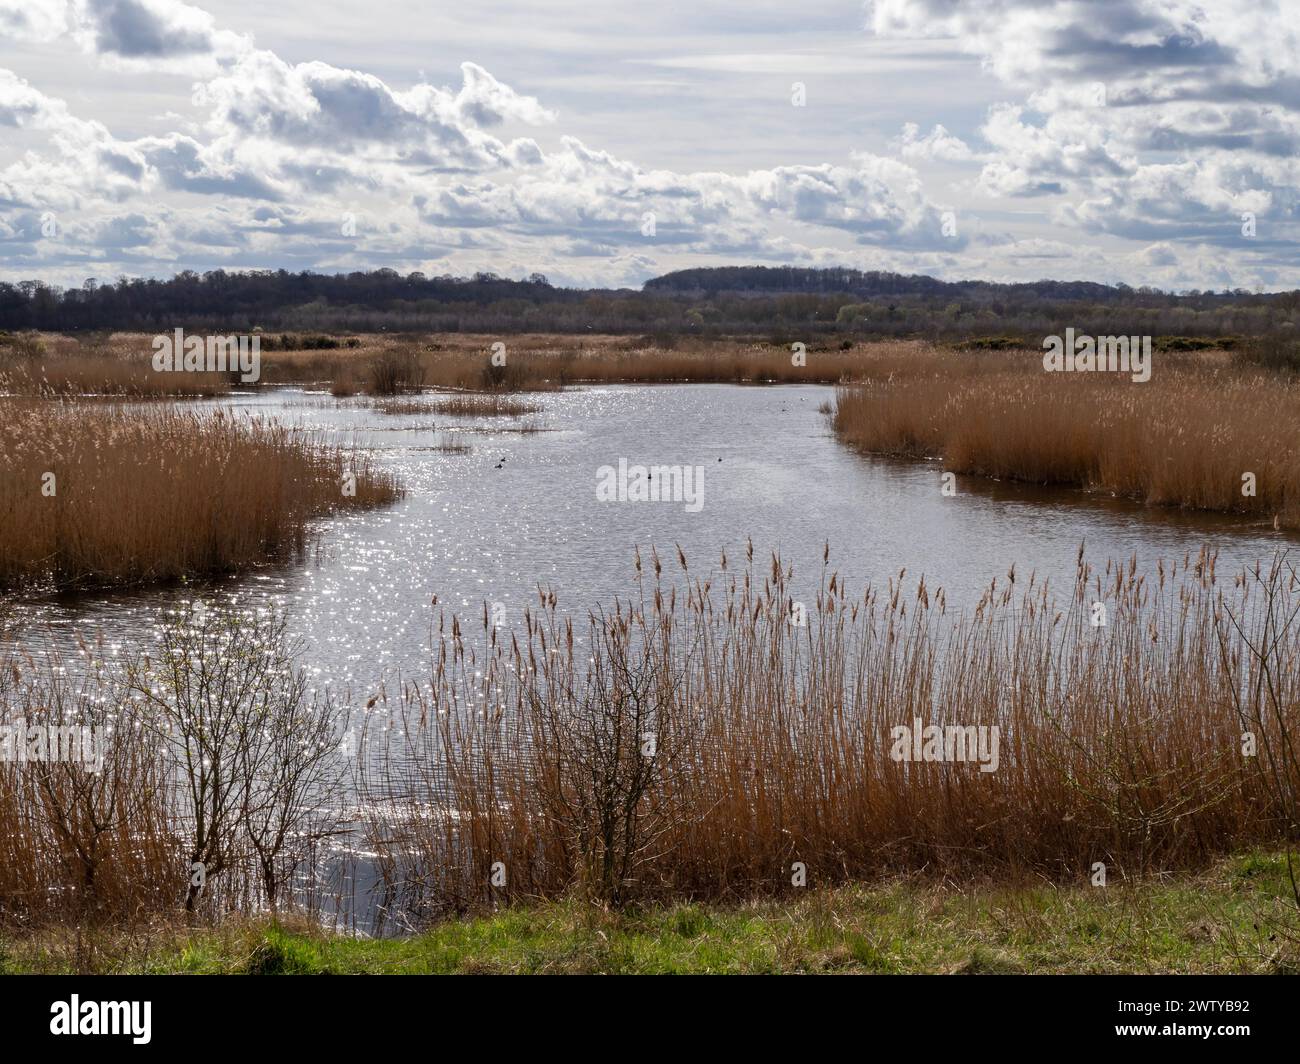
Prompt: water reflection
<box><xmin>6</xmin><ymin>382</ymin><xmax>1290</xmax><ymax>698</ymax></box>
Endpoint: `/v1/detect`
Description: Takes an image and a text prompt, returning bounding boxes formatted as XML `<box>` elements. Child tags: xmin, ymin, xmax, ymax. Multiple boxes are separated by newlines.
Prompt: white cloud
<box><xmin>0</xmin><ymin>0</ymin><xmax>68</xmax><ymax>42</ymax></box>
<box><xmin>0</xmin><ymin>0</ymin><xmax>1295</xmax><ymax>288</ymax></box>
<box><xmin>896</xmin><ymin>122</ymin><xmax>977</xmax><ymax>162</ymax></box>
<box><xmin>0</xmin><ymin>0</ymin><xmax>964</xmax><ymax>282</ymax></box>
<box><xmin>870</xmin><ymin>0</ymin><xmax>1300</xmax><ymax>274</ymax></box>
<box><xmin>0</xmin><ymin>70</ymin><xmax>154</xmax><ymax>208</ymax></box>
<box><xmin>1</xmin><ymin>0</ymin><xmax>252</xmax><ymax>71</ymax></box>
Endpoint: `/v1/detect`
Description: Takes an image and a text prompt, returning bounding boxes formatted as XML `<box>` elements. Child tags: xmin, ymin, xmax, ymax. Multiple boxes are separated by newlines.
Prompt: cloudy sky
<box><xmin>1</xmin><ymin>0</ymin><xmax>1296</xmax><ymax>290</ymax></box>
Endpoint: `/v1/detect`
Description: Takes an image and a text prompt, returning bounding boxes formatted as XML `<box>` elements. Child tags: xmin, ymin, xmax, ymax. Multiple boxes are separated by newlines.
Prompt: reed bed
<box><xmin>252</xmin><ymin>334</ymin><xmax>923</xmax><ymax>391</ymax></box>
<box><xmin>372</xmin><ymin>397</ymin><xmax>434</xmax><ymax>417</ymax></box>
<box><xmin>0</xmin><ymin>355</ymin><xmax>230</xmax><ymax>397</ymax></box>
<box><xmin>420</xmin><ymin>395</ymin><xmax>542</xmax><ymax>417</ymax></box>
<box><xmin>0</xmin><ymin>400</ymin><xmax>403</xmax><ymax>588</ymax></box>
<box><xmin>1</xmin><ymin>333</ymin><xmax>229</xmax><ymax>397</ymax></box>
<box><xmin>373</xmin><ymin>393</ymin><xmax>544</xmax><ymax>418</ymax></box>
<box><xmin>359</xmin><ymin>544</ymin><xmax>1300</xmax><ymax>922</ymax></box>
<box><xmin>831</xmin><ymin>346</ymin><xmax>1300</xmax><ymax>526</ymax></box>
<box><xmin>14</xmin><ymin>332</ymin><xmax>949</xmax><ymax>395</ymax></box>
<box><xmin>2</xmin><ymin>545</ymin><xmax>1297</xmax><ymax>932</ymax></box>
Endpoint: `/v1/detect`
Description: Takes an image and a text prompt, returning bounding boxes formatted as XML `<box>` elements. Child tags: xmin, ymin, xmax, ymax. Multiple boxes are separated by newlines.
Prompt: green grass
<box><xmin>5</xmin><ymin>854</ymin><xmax>1299</xmax><ymax>974</ymax></box>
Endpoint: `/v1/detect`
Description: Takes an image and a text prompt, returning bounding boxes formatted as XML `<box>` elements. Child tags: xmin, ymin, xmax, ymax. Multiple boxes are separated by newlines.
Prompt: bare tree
<box><xmin>240</xmin><ymin>684</ymin><xmax>345</xmax><ymax>912</ymax></box>
<box><xmin>531</xmin><ymin>603</ymin><xmax>694</xmax><ymax>907</ymax></box>
<box><xmin>125</xmin><ymin>601</ymin><xmax>344</xmax><ymax>914</ymax></box>
<box><xmin>1214</xmin><ymin>554</ymin><xmax>1300</xmax><ymax>908</ymax></box>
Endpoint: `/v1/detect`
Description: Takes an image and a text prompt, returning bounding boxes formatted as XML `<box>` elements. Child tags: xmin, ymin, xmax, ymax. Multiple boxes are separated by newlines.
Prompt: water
<box><xmin>8</xmin><ymin>381</ymin><xmax>1290</xmax><ymax>695</ymax></box>
<box><xmin>7</xmin><ymin>381</ymin><xmax>1291</xmax><ymax>930</ymax></box>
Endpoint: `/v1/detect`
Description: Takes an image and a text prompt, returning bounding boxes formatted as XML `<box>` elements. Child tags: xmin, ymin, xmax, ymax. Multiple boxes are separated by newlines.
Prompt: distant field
<box><xmin>1</xmin><ymin>330</ymin><xmax>926</xmax><ymax>394</ymax></box>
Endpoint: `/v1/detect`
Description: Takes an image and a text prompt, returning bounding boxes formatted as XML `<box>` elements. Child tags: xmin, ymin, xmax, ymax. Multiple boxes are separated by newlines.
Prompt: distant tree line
<box><xmin>2</xmin><ymin>265</ymin><xmax>1297</xmax><ymax>340</ymax></box>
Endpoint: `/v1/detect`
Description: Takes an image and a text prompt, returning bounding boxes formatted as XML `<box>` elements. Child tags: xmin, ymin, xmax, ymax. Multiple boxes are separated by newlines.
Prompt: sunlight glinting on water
<box><xmin>17</xmin><ymin>382</ymin><xmax>1289</xmax><ymax>699</ymax></box>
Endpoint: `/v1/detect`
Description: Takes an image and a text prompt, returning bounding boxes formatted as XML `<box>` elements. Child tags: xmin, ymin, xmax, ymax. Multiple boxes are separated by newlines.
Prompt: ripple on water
<box><xmin>7</xmin><ymin>382</ymin><xmax>1289</xmax><ymax>696</ymax></box>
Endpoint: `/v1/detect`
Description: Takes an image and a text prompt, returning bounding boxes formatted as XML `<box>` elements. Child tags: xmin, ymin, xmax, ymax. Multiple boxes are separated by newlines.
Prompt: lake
<box><xmin>10</xmin><ymin>381</ymin><xmax>1288</xmax><ymax>698</ymax></box>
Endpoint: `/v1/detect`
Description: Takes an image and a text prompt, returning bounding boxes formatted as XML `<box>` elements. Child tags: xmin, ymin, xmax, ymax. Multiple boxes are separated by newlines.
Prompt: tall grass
<box><xmin>1</xmin><ymin>333</ymin><xmax>229</xmax><ymax>397</ymax></box>
<box><xmin>0</xmin><ymin>606</ymin><xmax>349</xmax><ymax>929</ymax></box>
<box><xmin>3</xmin><ymin>546</ymin><xmax>1297</xmax><ymax>932</ymax></box>
<box><xmin>9</xmin><ymin>333</ymin><xmax>1003</xmax><ymax>396</ymax></box>
<box><xmin>0</xmin><ymin>401</ymin><xmax>403</xmax><ymax>588</ymax></box>
<box><xmin>832</xmin><ymin>346</ymin><xmax>1300</xmax><ymax>526</ymax></box>
<box><xmin>367</xmin><ymin>349</ymin><xmax>425</xmax><ymax>395</ymax></box>
<box><xmin>371</xmin><ymin>394</ymin><xmax>540</xmax><ymax>418</ymax></box>
<box><xmin>421</xmin><ymin>395</ymin><xmax>542</xmax><ymax>417</ymax></box>
<box><xmin>250</xmin><ymin>335</ymin><xmax>925</xmax><ymax>391</ymax></box>
<box><xmin>360</xmin><ymin>545</ymin><xmax>1300</xmax><ymax>922</ymax></box>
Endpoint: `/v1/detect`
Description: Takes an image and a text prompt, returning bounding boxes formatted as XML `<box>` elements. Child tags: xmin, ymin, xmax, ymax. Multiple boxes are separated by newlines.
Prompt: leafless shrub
<box><xmin>362</xmin><ymin>544</ymin><xmax>1300</xmax><ymax>926</ymax></box>
<box><xmin>527</xmin><ymin>596</ymin><xmax>698</xmax><ymax>906</ymax></box>
<box><xmin>124</xmin><ymin>603</ymin><xmax>345</xmax><ymax>914</ymax></box>
<box><xmin>1213</xmin><ymin>554</ymin><xmax>1300</xmax><ymax>907</ymax></box>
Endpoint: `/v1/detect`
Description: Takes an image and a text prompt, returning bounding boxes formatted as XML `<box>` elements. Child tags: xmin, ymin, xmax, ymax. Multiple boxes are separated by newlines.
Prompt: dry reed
<box><xmin>832</xmin><ymin>346</ymin><xmax>1300</xmax><ymax>526</ymax></box>
<box><xmin>232</xmin><ymin>334</ymin><xmax>917</xmax><ymax>391</ymax></box>
<box><xmin>3</xmin><ymin>544</ymin><xmax>1297</xmax><ymax>931</ymax></box>
<box><xmin>0</xmin><ymin>400</ymin><xmax>403</xmax><ymax>588</ymax></box>
<box><xmin>12</xmin><ymin>333</ymin><xmax>948</xmax><ymax>395</ymax></box>
<box><xmin>419</xmin><ymin>395</ymin><xmax>542</xmax><ymax>417</ymax></box>
<box><xmin>359</xmin><ymin>544</ymin><xmax>1300</xmax><ymax>922</ymax></box>
<box><xmin>1</xmin><ymin>334</ymin><xmax>230</xmax><ymax>397</ymax></box>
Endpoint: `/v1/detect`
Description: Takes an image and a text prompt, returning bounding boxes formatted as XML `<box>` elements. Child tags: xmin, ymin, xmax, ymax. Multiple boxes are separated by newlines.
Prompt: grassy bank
<box><xmin>4</xmin><ymin>854</ymin><xmax>1296</xmax><ymax>974</ymax></box>
<box><xmin>831</xmin><ymin>345</ymin><xmax>1300</xmax><ymax>527</ymax></box>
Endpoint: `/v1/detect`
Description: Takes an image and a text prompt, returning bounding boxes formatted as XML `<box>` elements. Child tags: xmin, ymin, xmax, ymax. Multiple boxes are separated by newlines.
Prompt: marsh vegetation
<box><xmin>832</xmin><ymin>344</ymin><xmax>1300</xmax><ymax>528</ymax></box>
<box><xmin>1</xmin><ymin>332</ymin><xmax>1298</xmax><ymax>968</ymax></box>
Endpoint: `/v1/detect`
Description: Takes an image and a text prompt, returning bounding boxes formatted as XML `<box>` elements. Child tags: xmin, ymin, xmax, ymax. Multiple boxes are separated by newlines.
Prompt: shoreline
<box><xmin>5</xmin><ymin>854</ymin><xmax>1295</xmax><ymax>975</ymax></box>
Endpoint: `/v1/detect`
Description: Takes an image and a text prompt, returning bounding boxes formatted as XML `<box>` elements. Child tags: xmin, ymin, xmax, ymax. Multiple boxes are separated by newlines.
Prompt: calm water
<box><xmin>9</xmin><ymin>382</ymin><xmax>1291</xmax><ymax>929</ymax></box>
<box><xmin>10</xmin><ymin>382</ymin><xmax>1291</xmax><ymax>696</ymax></box>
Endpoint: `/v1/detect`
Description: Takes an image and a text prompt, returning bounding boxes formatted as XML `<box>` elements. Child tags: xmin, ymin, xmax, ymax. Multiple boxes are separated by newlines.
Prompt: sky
<box><xmin>0</xmin><ymin>0</ymin><xmax>1297</xmax><ymax>291</ymax></box>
